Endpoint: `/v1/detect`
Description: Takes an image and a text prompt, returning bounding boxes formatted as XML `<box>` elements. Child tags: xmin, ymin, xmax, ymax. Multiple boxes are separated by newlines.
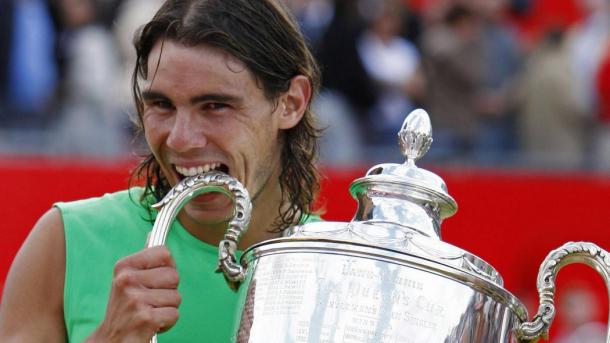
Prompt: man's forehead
<box><xmin>141</xmin><ymin>39</ymin><xmax>260</xmax><ymax>98</ymax></box>
<box><xmin>146</xmin><ymin>39</ymin><xmax>248</xmax><ymax>76</ymax></box>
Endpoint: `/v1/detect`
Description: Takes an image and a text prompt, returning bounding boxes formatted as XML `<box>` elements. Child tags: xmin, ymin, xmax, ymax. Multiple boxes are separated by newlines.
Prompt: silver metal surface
<box><xmin>234</xmin><ymin>241</ymin><xmax>525</xmax><ymax>342</ymax></box>
<box><xmin>145</xmin><ymin>171</ymin><xmax>251</xmax><ymax>343</ymax></box>
<box><xmin>397</xmin><ymin>108</ymin><xmax>433</xmax><ymax>161</ymax></box>
<box><xmin>285</xmin><ymin>221</ymin><xmax>503</xmax><ymax>285</ymax></box>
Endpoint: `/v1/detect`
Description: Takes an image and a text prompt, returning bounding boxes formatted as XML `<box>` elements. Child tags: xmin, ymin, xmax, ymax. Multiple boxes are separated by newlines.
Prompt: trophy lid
<box><xmin>349</xmin><ymin>109</ymin><xmax>457</xmax><ymax>240</ymax></box>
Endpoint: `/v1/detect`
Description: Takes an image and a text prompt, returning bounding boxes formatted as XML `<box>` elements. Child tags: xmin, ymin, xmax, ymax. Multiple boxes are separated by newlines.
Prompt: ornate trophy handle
<box><xmin>516</xmin><ymin>241</ymin><xmax>610</xmax><ymax>342</ymax></box>
<box><xmin>146</xmin><ymin>171</ymin><xmax>251</xmax><ymax>343</ymax></box>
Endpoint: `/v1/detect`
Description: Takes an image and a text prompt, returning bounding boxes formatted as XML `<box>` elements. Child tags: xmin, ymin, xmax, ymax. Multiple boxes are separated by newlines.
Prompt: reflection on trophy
<box><xmin>148</xmin><ymin>109</ymin><xmax>610</xmax><ymax>343</ymax></box>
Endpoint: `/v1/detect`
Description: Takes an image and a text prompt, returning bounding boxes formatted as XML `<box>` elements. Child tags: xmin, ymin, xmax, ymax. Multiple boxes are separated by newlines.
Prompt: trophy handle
<box><xmin>516</xmin><ymin>241</ymin><xmax>610</xmax><ymax>342</ymax></box>
<box><xmin>146</xmin><ymin>171</ymin><xmax>251</xmax><ymax>343</ymax></box>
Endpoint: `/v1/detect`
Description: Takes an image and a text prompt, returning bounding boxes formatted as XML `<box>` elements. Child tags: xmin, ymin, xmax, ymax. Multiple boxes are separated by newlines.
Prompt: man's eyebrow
<box><xmin>141</xmin><ymin>91</ymin><xmax>243</xmax><ymax>105</ymax></box>
<box><xmin>141</xmin><ymin>90</ymin><xmax>168</xmax><ymax>101</ymax></box>
<box><xmin>190</xmin><ymin>94</ymin><xmax>243</xmax><ymax>106</ymax></box>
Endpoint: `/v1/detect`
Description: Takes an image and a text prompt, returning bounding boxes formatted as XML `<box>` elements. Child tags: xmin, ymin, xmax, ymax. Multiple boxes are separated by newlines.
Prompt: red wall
<box><xmin>0</xmin><ymin>157</ymin><xmax>135</xmax><ymax>289</ymax></box>
<box><xmin>2</xmin><ymin>158</ymin><xmax>610</xmax><ymax>337</ymax></box>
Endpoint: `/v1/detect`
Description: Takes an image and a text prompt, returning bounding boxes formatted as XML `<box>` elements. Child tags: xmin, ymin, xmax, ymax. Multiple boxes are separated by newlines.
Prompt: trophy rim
<box><xmin>284</xmin><ymin>221</ymin><xmax>500</xmax><ymax>282</ymax></box>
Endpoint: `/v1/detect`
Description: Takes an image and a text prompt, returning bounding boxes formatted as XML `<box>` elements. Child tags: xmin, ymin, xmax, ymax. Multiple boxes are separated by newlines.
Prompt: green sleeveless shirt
<box><xmin>57</xmin><ymin>188</ymin><xmax>320</xmax><ymax>342</ymax></box>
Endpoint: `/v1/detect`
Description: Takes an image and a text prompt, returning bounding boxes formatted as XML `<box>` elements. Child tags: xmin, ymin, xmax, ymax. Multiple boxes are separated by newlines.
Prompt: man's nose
<box><xmin>166</xmin><ymin>111</ymin><xmax>207</xmax><ymax>152</ymax></box>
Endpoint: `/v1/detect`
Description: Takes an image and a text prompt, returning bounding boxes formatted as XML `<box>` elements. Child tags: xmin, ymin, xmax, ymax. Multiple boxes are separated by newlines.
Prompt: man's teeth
<box><xmin>175</xmin><ymin>163</ymin><xmax>221</xmax><ymax>177</ymax></box>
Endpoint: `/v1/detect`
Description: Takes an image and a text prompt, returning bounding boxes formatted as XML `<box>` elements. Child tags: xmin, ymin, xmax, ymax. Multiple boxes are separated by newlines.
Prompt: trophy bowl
<box><xmin>148</xmin><ymin>109</ymin><xmax>610</xmax><ymax>343</ymax></box>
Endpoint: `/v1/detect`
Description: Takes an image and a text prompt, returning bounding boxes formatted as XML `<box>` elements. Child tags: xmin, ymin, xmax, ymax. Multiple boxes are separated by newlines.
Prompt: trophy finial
<box><xmin>351</xmin><ymin>107</ymin><xmax>455</xmax><ymax>240</ymax></box>
<box><xmin>398</xmin><ymin>109</ymin><xmax>433</xmax><ymax>163</ymax></box>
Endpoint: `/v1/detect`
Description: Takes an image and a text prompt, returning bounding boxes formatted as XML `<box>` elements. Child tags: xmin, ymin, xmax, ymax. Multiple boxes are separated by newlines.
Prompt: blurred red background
<box><xmin>2</xmin><ymin>156</ymin><xmax>610</xmax><ymax>340</ymax></box>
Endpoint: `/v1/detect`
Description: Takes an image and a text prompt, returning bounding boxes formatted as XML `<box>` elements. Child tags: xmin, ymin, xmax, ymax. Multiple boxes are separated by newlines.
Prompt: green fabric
<box><xmin>57</xmin><ymin>188</ymin><xmax>321</xmax><ymax>342</ymax></box>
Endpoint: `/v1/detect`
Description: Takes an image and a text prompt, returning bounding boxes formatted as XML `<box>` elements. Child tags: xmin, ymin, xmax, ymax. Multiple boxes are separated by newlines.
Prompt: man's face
<box><xmin>141</xmin><ymin>40</ymin><xmax>285</xmax><ymax>228</ymax></box>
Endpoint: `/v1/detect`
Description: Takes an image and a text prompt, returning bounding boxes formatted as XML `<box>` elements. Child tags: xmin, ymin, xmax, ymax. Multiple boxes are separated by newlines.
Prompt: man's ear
<box><xmin>278</xmin><ymin>75</ymin><xmax>312</xmax><ymax>129</ymax></box>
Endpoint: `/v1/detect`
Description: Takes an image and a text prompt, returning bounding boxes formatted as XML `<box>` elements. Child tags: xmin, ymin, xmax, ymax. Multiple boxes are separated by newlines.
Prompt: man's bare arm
<box><xmin>0</xmin><ymin>208</ymin><xmax>67</xmax><ymax>342</ymax></box>
<box><xmin>0</xmin><ymin>207</ymin><xmax>181</xmax><ymax>342</ymax></box>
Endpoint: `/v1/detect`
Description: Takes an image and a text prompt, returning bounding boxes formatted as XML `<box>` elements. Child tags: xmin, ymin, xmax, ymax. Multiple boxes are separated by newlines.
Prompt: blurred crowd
<box><xmin>1</xmin><ymin>0</ymin><xmax>610</xmax><ymax>170</ymax></box>
<box><xmin>0</xmin><ymin>0</ymin><xmax>162</xmax><ymax>158</ymax></box>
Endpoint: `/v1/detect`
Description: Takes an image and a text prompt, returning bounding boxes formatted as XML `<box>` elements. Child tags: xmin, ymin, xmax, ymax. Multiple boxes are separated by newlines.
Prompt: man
<box><xmin>0</xmin><ymin>0</ymin><xmax>322</xmax><ymax>341</ymax></box>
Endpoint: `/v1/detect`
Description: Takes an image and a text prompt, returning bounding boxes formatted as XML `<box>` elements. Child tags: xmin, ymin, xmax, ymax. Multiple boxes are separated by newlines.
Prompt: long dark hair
<box><xmin>130</xmin><ymin>0</ymin><xmax>322</xmax><ymax>231</ymax></box>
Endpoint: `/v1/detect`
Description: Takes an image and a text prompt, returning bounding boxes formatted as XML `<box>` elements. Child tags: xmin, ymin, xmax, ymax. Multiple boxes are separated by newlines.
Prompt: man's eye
<box><xmin>144</xmin><ymin>99</ymin><xmax>173</xmax><ymax>110</ymax></box>
<box><xmin>205</xmin><ymin>103</ymin><xmax>228</xmax><ymax>111</ymax></box>
<box><xmin>153</xmin><ymin>100</ymin><xmax>174</xmax><ymax>109</ymax></box>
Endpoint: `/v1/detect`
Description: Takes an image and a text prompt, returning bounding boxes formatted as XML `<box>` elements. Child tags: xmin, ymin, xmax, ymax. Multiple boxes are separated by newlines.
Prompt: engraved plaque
<box><xmin>236</xmin><ymin>250</ymin><xmax>519</xmax><ymax>343</ymax></box>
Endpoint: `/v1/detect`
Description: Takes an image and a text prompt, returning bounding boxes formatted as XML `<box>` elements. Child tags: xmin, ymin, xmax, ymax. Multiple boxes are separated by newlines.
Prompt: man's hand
<box><xmin>87</xmin><ymin>246</ymin><xmax>181</xmax><ymax>343</ymax></box>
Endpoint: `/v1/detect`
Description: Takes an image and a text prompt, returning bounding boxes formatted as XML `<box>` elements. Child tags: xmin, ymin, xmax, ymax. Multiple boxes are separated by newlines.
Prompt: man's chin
<box><xmin>190</xmin><ymin>191</ymin><xmax>233</xmax><ymax>205</ymax></box>
<box><xmin>182</xmin><ymin>198</ymin><xmax>236</xmax><ymax>227</ymax></box>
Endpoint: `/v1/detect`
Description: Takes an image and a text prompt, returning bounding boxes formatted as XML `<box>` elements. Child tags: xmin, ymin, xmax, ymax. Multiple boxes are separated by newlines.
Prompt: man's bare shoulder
<box><xmin>0</xmin><ymin>208</ymin><xmax>67</xmax><ymax>342</ymax></box>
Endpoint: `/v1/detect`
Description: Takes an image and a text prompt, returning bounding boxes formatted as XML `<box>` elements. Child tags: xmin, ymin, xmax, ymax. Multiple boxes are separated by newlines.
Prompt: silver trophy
<box><xmin>148</xmin><ymin>109</ymin><xmax>610</xmax><ymax>343</ymax></box>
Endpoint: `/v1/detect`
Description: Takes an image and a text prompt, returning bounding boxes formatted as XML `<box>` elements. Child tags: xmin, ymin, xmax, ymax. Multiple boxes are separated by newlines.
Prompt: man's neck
<box><xmin>236</xmin><ymin>166</ymin><xmax>288</xmax><ymax>249</ymax></box>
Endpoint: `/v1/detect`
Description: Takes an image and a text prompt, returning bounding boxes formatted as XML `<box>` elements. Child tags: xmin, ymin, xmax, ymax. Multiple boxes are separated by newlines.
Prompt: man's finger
<box><xmin>139</xmin><ymin>288</ymin><xmax>182</xmax><ymax>308</ymax></box>
<box><xmin>133</xmin><ymin>267</ymin><xmax>180</xmax><ymax>289</ymax></box>
<box><xmin>152</xmin><ymin>307</ymin><xmax>180</xmax><ymax>333</ymax></box>
<box><xmin>117</xmin><ymin>246</ymin><xmax>176</xmax><ymax>271</ymax></box>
